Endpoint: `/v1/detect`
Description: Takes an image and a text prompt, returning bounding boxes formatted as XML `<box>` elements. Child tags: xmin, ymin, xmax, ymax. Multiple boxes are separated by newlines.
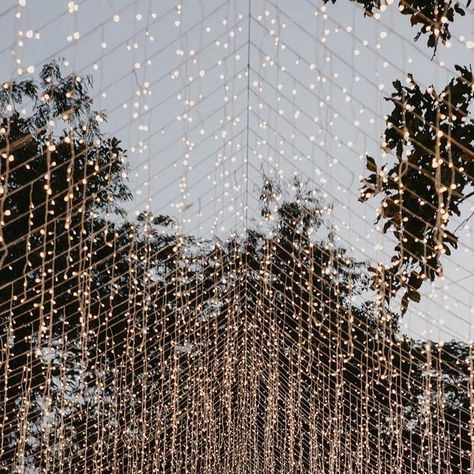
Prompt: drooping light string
<box><xmin>0</xmin><ymin>0</ymin><xmax>473</xmax><ymax>473</ymax></box>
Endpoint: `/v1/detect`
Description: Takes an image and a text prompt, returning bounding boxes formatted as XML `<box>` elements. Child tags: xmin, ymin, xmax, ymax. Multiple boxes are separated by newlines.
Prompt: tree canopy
<box><xmin>323</xmin><ymin>0</ymin><xmax>473</xmax><ymax>53</ymax></box>
<box><xmin>360</xmin><ymin>64</ymin><xmax>474</xmax><ymax>312</ymax></box>
<box><xmin>0</xmin><ymin>45</ymin><xmax>473</xmax><ymax>474</ymax></box>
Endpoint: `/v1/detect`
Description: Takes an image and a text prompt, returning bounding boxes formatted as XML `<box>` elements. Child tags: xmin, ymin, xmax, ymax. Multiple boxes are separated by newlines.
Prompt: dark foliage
<box><xmin>0</xmin><ymin>61</ymin><xmax>132</xmax><ymax>470</ymax></box>
<box><xmin>1</xmin><ymin>64</ymin><xmax>472</xmax><ymax>473</ymax></box>
<box><xmin>360</xmin><ymin>65</ymin><xmax>474</xmax><ymax>312</ymax></box>
<box><xmin>323</xmin><ymin>0</ymin><xmax>473</xmax><ymax>53</ymax></box>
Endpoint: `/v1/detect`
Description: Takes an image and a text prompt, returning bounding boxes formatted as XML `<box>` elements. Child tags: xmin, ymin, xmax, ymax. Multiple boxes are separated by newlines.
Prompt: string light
<box><xmin>0</xmin><ymin>0</ymin><xmax>472</xmax><ymax>472</ymax></box>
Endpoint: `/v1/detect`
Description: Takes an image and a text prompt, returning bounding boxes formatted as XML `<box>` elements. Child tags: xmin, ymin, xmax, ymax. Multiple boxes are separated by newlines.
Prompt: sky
<box><xmin>0</xmin><ymin>0</ymin><xmax>473</xmax><ymax>342</ymax></box>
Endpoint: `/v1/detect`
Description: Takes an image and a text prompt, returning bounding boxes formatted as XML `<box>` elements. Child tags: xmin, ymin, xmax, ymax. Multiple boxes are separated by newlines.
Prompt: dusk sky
<box><xmin>1</xmin><ymin>0</ymin><xmax>473</xmax><ymax>341</ymax></box>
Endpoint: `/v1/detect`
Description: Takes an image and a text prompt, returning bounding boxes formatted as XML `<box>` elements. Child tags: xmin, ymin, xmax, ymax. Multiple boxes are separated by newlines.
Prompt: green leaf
<box><xmin>366</xmin><ymin>155</ymin><xmax>377</xmax><ymax>173</ymax></box>
<box><xmin>407</xmin><ymin>290</ymin><xmax>421</xmax><ymax>303</ymax></box>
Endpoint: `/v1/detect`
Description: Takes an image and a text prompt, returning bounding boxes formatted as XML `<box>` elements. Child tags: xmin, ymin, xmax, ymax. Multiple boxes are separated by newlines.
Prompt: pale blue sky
<box><xmin>1</xmin><ymin>0</ymin><xmax>473</xmax><ymax>341</ymax></box>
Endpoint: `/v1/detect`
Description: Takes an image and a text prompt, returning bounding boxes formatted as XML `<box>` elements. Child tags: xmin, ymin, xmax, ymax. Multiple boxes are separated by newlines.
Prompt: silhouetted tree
<box><xmin>323</xmin><ymin>0</ymin><xmax>472</xmax><ymax>53</ymax></box>
<box><xmin>360</xmin><ymin>65</ymin><xmax>473</xmax><ymax>313</ymax></box>
<box><xmin>1</xmin><ymin>64</ymin><xmax>472</xmax><ymax>474</ymax></box>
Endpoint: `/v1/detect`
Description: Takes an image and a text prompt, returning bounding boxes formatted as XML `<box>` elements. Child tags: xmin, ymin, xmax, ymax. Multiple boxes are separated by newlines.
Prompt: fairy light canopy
<box><xmin>0</xmin><ymin>0</ymin><xmax>473</xmax><ymax>473</ymax></box>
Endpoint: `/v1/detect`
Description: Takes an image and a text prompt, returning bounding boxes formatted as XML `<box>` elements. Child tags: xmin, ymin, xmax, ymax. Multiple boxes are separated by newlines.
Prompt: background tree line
<box><xmin>0</xmin><ymin>22</ymin><xmax>472</xmax><ymax>473</ymax></box>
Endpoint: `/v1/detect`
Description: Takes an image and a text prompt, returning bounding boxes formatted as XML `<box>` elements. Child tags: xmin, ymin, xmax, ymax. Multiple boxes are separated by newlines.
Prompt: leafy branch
<box><xmin>360</xmin><ymin>64</ymin><xmax>474</xmax><ymax>312</ymax></box>
<box><xmin>323</xmin><ymin>0</ymin><xmax>473</xmax><ymax>54</ymax></box>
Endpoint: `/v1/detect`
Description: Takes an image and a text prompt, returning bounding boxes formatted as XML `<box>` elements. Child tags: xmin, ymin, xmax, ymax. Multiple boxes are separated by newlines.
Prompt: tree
<box><xmin>1</xmin><ymin>63</ymin><xmax>472</xmax><ymax>473</ymax></box>
<box><xmin>360</xmin><ymin>64</ymin><xmax>474</xmax><ymax>313</ymax></box>
<box><xmin>323</xmin><ymin>0</ymin><xmax>473</xmax><ymax>53</ymax></box>
<box><xmin>0</xmin><ymin>61</ymin><xmax>133</xmax><ymax>472</ymax></box>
